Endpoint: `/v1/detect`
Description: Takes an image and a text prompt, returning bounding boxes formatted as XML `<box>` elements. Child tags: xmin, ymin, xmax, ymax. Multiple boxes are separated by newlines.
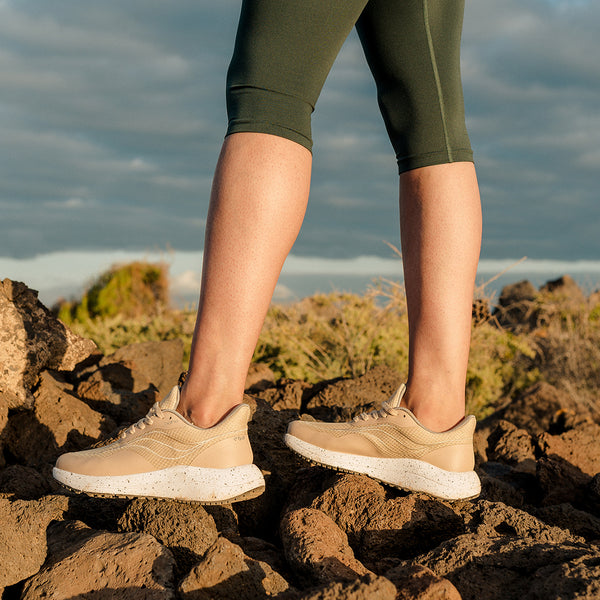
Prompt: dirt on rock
<box><xmin>1</xmin><ymin>278</ymin><xmax>600</xmax><ymax>599</ymax></box>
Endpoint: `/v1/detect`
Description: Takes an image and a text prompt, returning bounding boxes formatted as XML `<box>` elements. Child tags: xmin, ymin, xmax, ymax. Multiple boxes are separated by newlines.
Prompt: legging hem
<box><xmin>397</xmin><ymin>148</ymin><xmax>474</xmax><ymax>174</ymax></box>
<box><xmin>226</xmin><ymin>121</ymin><xmax>313</xmax><ymax>153</ymax></box>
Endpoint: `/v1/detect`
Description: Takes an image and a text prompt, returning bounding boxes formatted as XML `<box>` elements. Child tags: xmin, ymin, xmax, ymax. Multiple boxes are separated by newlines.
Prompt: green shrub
<box><xmin>58</xmin><ymin>261</ymin><xmax>169</xmax><ymax>324</ymax></box>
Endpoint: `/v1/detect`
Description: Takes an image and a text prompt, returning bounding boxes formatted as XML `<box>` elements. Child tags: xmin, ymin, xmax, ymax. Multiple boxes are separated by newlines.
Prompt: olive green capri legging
<box><xmin>226</xmin><ymin>0</ymin><xmax>473</xmax><ymax>174</ymax></box>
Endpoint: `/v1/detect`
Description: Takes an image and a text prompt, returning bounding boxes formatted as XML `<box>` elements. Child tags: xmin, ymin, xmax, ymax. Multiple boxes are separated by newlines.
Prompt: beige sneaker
<box><xmin>284</xmin><ymin>384</ymin><xmax>480</xmax><ymax>500</ymax></box>
<box><xmin>53</xmin><ymin>386</ymin><xmax>265</xmax><ymax>504</ymax></box>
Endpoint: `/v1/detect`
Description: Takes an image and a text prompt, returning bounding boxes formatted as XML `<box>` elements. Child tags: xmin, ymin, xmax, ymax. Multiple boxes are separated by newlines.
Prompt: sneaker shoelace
<box><xmin>353</xmin><ymin>400</ymin><xmax>401</xmax><ymax>422</ymax></box>
<box><xmin>120</xmin><ymin>401</ymin><xmax>165</xmax><ymax>438</ymax></box>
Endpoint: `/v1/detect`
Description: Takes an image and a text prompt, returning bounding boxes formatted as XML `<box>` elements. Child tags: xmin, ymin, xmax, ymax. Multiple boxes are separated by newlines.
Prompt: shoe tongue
<box><xmin>387</xmin><ymin>384</ymin><xmax>407</xmax><ymax>409</ymax></box>
<box><xmin>159</xmin><ymin>386</ymin><xmax>180</xmax><ymax>410</ymax></box>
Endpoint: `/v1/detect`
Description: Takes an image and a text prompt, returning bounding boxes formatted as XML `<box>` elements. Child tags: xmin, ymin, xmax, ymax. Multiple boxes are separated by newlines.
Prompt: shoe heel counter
<box><xmin>192</xmin><ymin>430</ymin><xmax>254</xmax><ymax>469</ymax></box>
<box><xmin>423</xmin><ymin>442</ymin><xmax>475</xmax><ymax>472</ymax></box>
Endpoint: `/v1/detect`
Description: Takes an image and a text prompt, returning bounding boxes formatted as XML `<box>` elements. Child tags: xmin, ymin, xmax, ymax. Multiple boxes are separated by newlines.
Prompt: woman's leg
<box><xmin>178</xmin><ymin>132</ymin><xmax>312</xmax><ymax>427</ymax></box>
<box><xmin>178</xmin><ymin>0</ymin><xmax>369</xmax><ymax>427</ymax></box>
<box><xmin>354</xmin><ymin>0</ymin><xmax>479</xmax><ymax>430</ymax></box>
<box><xmin>400</xmin><ymin>161</ymin><xmax>482</xmax><ymax>432</ymax></box>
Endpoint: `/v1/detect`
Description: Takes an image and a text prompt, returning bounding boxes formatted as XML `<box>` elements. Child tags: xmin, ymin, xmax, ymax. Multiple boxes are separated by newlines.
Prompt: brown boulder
<box><xmin>310</xmin><ymin>473</ymin><xmax>386</xmax><ymax>533</ymax></box>
<box><xmin>256</xmin><ymin>378</ymin><xmax>317</xmax><ymax>411</ymax></box>
<box><xmin>76</xmin><ymin>370</ymin><xmax>157</xmax><ymax>424</ymax></box>
<box><xmin>3</xmin><ymin>370</ymin><xmax>114</xmax><ymax>467</ymax></box>
<box><xmin>417</xmin><ymin>533</ymin><xmax>600</xmax><ymax>600</ymax></box>
<box><xmin>0</xmin><ymin>464</ymin><xmax>52</xmax><ymax>499</ymax></box>
<box><xmin>118</xmin><ymin>498</ymin><xmax>218</xmax><ymax>574</ymax></box>
<box><xmin>281</xmin><ymin>508</ymin><xmax>370</xmax><ymax>585</ymax></box>
<box><xmin>535</xmin><ymin>503</ymin><xmax>600</xmax><ymax>542</ymax></box>
<box><xmin>526</xmin><ymin>552</ymin><xmax>600</xmax><ymax>599</ymax></box>
<box><xmin>537</xmin><ymin>423</ymin><xmax>600</xmax><ymax>477</ymax></box>
<box><xmin>457</xmin><ymin>499</ymin><xmax>576</xmax><ymax>543</ymax></box>
<box><xmin>0</xmin><ymin>279</ymin><xmax>96</xmax><ymax>410</ymax></box>
<box><xmin>310</xmin><ymin>474</ymin><xmax>464</xmax><ymax>562</ymax></box>
<box><xmin>296</xmin><ymin>573</ymin><xmax>397</xmax><ymax>600</ymax></box>
<box><xmin>385</xmin><ymin>564</ymin><xmax>461</xmax><ymax>600</ymax></box>
<box><xmin>306</xmin><ymin>366</ymin><xmax>403</xmax><ymax>421</ymax></box>
<box><xmin>236</xmin><ymin>535</ymin><xmax>291</xmax><ymax>582</ymax></box>
<box><xmin>101</xmin><ymin>339</ymin><xmax>184</xmax><ymax>397</ymax></box>
<box><xmin>0</xmin><ymin>495</ymin><xmax>68</xmax><ymax>589</ymax></box>
<box><xmin>485</xmin><ymin>420</ymin><xmax>536</xmax><ymax>474</ymax></box>
<box><xmin>178</xmin><ymin>536</ymin><xmax>290</xmax><ymax>599</ymax></box>
<box><xmin>245</xmin><ymin>362</ymin><xmax>276</xmax><ymax>392</ymax></box>
<box><xmin>536</xmin><ymin>455</ymin><xmax>592</xmax><ymax>507</ymax></box>
<box><xmin>540</xmin><ymin>274</ymin><xmax>586</xmax><ymax>303</ymax></box>
<box><xmin>204</xmin><ymin>504</ymin><xmax>239</xmax><ymax>537</ymax></box>
<box><xmin>22</xmin><ymin>520</ymin><xmax>176</xmax><ymax>599</ymax></box>
<box><xmin>498</xmin><ymin>382</ymin><xmax>589</xmax><ymax>436</ymax></box>
<box><xmin>494</xmin><ymin>279</ymin><xmax>538</xmax><ymax>330</ymax></box>
<box><xmin>478</xmin><ymin>471</ymin><xmax>527</xmax><ymax>508</ymax></box>
<box><xmin>76</xmin><ymin>339</ymin><xmax>184</xmax><ymax>423</ymax></box>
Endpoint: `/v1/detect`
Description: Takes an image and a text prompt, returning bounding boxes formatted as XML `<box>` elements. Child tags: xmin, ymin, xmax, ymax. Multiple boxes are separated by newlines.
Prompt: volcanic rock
<box><xmin>536</xmin><ymin>455</ymin><xmax>592</xmax><ymax>507</ymax></box>
<box><xmin>295</xmin><ymin>573</ymin><xmax>397</xmax><ymax>600</ymax></box>
<box><xmin>305</xmin><ymin>366</ymin><xmax>403</xmax><ymax>421</ymax></box>
<box><xmin>416</xmin><ymin>533</ymin><xmax>600</xmax><ymax>600</ymax></box>
<box><xmin>310</xmin><ymin>474</ymin><xmax>464</xmax><ymax>563</ymax></box>
<box><xmin>457</xmin><ymin>499</ymin><xmax>576</xmax><ymax>543</ymax></box>
<box><xmin>178</xmin><ymin>536</ymin><xmax>290</xmax><ymax>599</ymax></box>
<box><xmin>21</xmin><ymin>520</ymin><xmax>176</xmax><ymax>599</ymax></box>
<box><xmin>0</xmin><ymin>464</ymin><xmax>52</xmax><ymax>500</ymax></box>
<box><xmin>0</xmin><ymin>279</ymin><xmax>96</xmax><ymax>410</ymax></box>
<box><xmin>280</xmin><ymin>508</ymin><xmax>370</xmax><ymax>585</ymax></box>
<box><xmin>235</xmin><ymin>395</ymin><xmax>303</xmax><ymax>539</ymax></box>
<box><xmin>118</xmin><ymin>498</ymin><xmax>218</xmax><ymax>575</ymax></box>
<box><xmin>0</xmin><ymin>495</ymin><xmax>68</xmax><ymax>590</ymax></box>
<box><xmin>535</xmin><ymin>503</ymin><xmax>600</xmax><ymax>542</ymax></box>
<box><xmin>256</xmin><ymin>378</ymin><xmax>318</xmax><ymax>411</ymax></box>
<box><xmin>497</xmin><ymin>381</ymin><xmax>589</xmax><ymax>436</ymax></box>
<box><xmin>494</xmin><ymin>279</ymin><xmax>538</xmax><ymax>330</ymax></box>
<box><xmin>537</xmin><ymin>423</ymin><xmax>600</xmax><ymax>477</ymax></box>
<box><xmin>3</xmin><ymin>370</ymin><xmax>114</xmax><ymax>468</ymax></box>
<box><xmin>76</xmin><ymin>339</ymin><xmax>184</xmax><ymax>423</ymax></box>
<box><xmin>245</xmin><ymin>362</ymin><xmax>276</xmax><ymax>392</ymax></box>
<box><xmin>486</xmin><ymin>420</ymin><xmax>536</xmax><ymax>470</ymax></box>
<box><xmin>385</xmin><ymin>563</ymin><xmax>461</xmax><ymax>600</ymax></box>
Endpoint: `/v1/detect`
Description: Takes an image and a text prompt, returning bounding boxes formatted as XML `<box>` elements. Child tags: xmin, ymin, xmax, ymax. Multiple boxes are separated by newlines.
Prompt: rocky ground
<box><xmin>1</xmin><ymin>278</ymin><xmax>600</xmax><ymax>599</ymax></box>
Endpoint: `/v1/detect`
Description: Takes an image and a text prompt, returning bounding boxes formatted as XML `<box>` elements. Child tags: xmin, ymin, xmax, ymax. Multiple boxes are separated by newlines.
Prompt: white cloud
<box><xmin>170</xmin><ymin>269</ymin><xmax>201</xmax><ymax>295</ymax></box>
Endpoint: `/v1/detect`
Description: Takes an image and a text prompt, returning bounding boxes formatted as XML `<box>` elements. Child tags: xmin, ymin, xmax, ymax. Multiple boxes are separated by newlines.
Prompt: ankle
<box><xmin>402</xmin><ymin>382</ymin><xmax>466</xmax><ymax>432</ymax></box>
<box><xmin>404</xmin><ymin>404</ymin><xmax>465</xmax><ymax>432</ymax></box>
<box><xmin>178</xmin><ymin>382</ymin><xmax>241</xmax><ymax>428</ymax></box>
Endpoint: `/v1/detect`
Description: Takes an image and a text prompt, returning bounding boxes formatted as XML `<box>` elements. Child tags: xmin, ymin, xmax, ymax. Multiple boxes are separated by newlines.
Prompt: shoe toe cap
<box><xmin>54</xmin><ymin>451</ymin><xmax>88</xmax><ymax>474</ymax></box>
<box><xmin>286</xmin><ymin>419</ymin><xmax>314</xmax><ymax>441</ymax></box>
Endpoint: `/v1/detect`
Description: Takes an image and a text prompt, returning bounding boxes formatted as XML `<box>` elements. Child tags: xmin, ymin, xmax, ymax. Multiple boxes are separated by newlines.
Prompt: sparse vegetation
<box><xmin>57</xmin><ymin>261</ymin><xmax>600</xmax><ymax>419</ymax></box>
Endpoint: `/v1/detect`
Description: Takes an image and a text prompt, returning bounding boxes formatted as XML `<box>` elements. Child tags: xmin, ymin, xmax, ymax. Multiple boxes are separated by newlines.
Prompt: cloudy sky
<box><xmin>1</xmin><ymin>0</ymin><xmax>599</xmax><ymax>300</ymax></box>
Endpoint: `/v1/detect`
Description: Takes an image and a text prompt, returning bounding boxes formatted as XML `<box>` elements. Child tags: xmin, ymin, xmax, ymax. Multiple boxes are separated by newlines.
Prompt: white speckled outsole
<box><xmin>285</xmin><ymin>434</ymin><xmax>480</xmax><ymax>501</ymax></box>
<box><xmin>52</xmin><ymin>464</ymin><xmax>265</xmax><ymax>505</ymax></box>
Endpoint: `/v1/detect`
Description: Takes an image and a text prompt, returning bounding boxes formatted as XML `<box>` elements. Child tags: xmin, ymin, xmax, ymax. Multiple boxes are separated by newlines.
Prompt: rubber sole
<box><xmin>284</xmin><ymin>434</ymin><xmax>480</xmax><ymax>501</ymax></box>
<box><xmin>52</xmin><ymin>464</ymin><xmax>265</xmax><ymax>505</ymax></box>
